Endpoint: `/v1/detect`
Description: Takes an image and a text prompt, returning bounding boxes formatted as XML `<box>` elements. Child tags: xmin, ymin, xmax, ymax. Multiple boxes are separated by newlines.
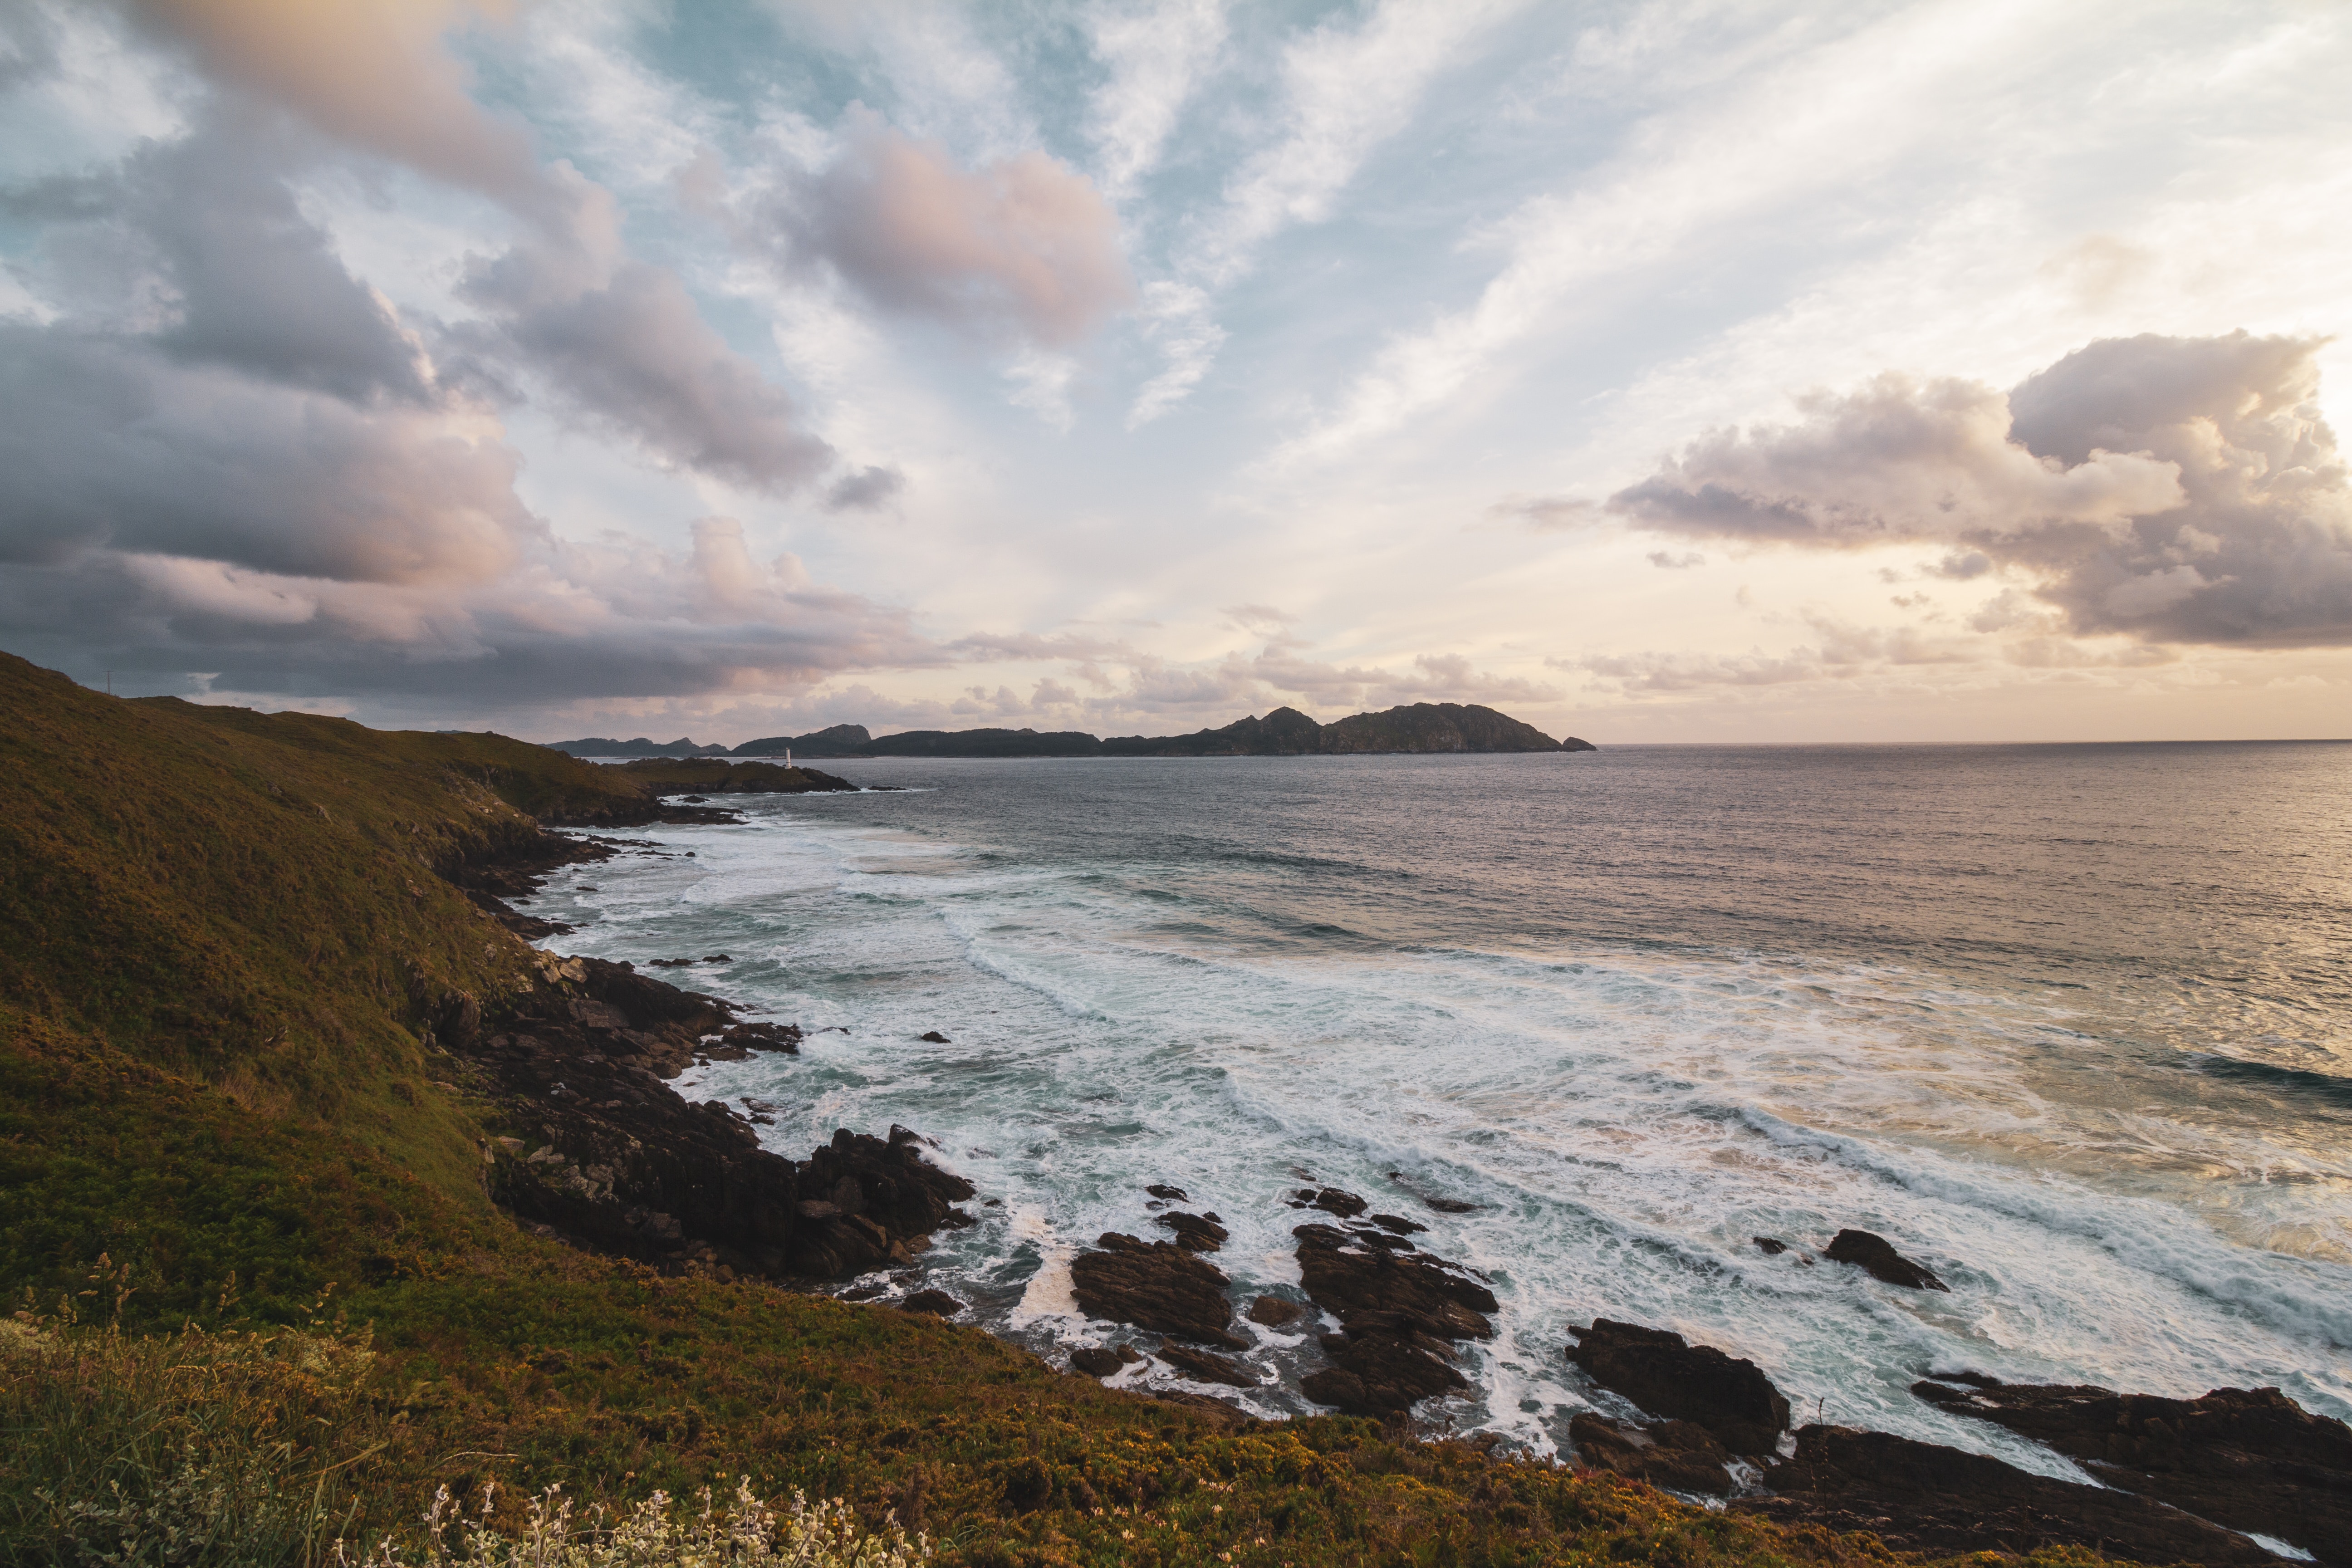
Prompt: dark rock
<box><xmin>1154</xmin><ymin>1211</ymin><xmax>1229</xmax><ymax>1252</ymax></box>
<box><xmin>1069</xmin><ymin>1345</ymin><xmax>1124</xmax><ymax>1377</ymax></box>
<box><xmin>1913</xmin><ymin>1376</ymin><xmax>2352</xmax><ymax>1563</ymax></box>
<box><xmin>1564</xmin><ymin>1320</ymin><xmax>1789</xmax><ymax>1455</ymax></box>
<box><xmin>1753</xmin><ymin>1236</ymin><xmax>1788</xmax><ymax>1256</ymax></box>
<box><xmin>1293</xmin><ymin>1224</ymin><xmax>1496</xmax><ymax>1339</ymax></box>
<box><xmin>1570</xmin><ymin>1413</ymin><xmax>1736</xmax><ymax>1496</ymax></box>
<box><xmin>1289</xmin><ymin>1186</ymin><xmax>1367</xmax><ymax>1217</ymax></box>
<box><xmin>1294</xmin><ymin>1222</ymin><xmax>1495</xmax><ymax>1416</ymax></box>
<box><xmin>1160</xmin><ymin>1344</ymin><xmax>1259</xmax><ymax>1388</ymax></box>
<box><xmin>1115</xmin><ymin>1343</ymin><xmax>1144</xmax><ymax>1364</ymax></box>
<box><xmin>1145</xmin><ymin>1183</ymin><xmax>1189</xmax><ymax>1201</ymax></box>
<box><xmin>1069</xmin><ymin>1233</ymin><xmax>1245</xmax><ymax>1349</ymax></box>
<box><xmin>918</xmin><ymin>1030</ymin><xmax>951</xmax><ymax>1044</ymax></box>
<box><xmin>1734</xmin><ymin>1425</ymin><xmax>2275</xmax><ymax>1565</ymax></box>
<box><xmin>1423</xmin><ymin>1196</ymin><xmax>1479</xmax><ymax>1214</ymax></box>
<box><xmin>1302</xmin><ymin>1327</ymin><xmax>1467</xmax><ymax>1415</ymax></box>
<box><xmin>718</xmin><ymin>1021</ymin><xmax>801</xmax><ymax>1055</ymax></box>
<box><xmin>901</xmin><ymin>1289</ymin><xmax>963</xmax><ymax>1316</ymax></box>
<box><xmin>701</xmin><ymin>953</ymin><xmax>732</xmax><ymax>963</ymax></box>
<box><xmin>788</xmin><ymin>1128</ymin><xmax>976</xmax><ymax>1278</ymax></box>
<box><xmin>1823</xmin><ymin>1228</ymin><xmax>1949</xmax><ymax>1290</ymax></box>
<box><xmin>1369</xmin><ymin>1214</ymin><xmax>1427</xmax><ymax>1235</ymax></box>
<box><xmin>649</xmin><ymin>957</ymin><xmax>695</xmax><ymax>967</ymax></box>
<box><xmin>1247</xmin><ymin>1295</ymin><xmax>1303</xmax><ymax>1328</ymax></box>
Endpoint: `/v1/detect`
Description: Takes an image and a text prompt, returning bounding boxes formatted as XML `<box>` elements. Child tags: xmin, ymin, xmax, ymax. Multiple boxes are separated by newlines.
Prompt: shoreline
<box><xmin>491</xmin><ymin>796</ymin><xmax>2351</xmax><ymax>1566</ymax></box>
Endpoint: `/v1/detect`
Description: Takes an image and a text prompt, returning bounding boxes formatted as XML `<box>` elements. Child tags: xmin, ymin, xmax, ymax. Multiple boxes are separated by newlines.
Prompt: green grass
<box><xmin>0</xmin><ymin>652</ymin><xmax>2146</xmax><ymax>1566</ymax></box>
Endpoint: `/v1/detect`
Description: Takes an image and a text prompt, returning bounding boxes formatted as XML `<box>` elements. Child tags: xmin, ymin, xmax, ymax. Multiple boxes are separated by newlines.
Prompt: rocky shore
<box><xmin>458</xmin><ymin>815</ymin><xmax>2350</xmax><ymax>1568</ymax></box>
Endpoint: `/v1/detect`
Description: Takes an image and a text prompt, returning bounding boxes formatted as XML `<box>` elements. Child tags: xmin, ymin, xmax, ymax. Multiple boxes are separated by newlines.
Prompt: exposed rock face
<box><xmin>1734</xmin><ymin>1425</ymin><xmax>2276</xmax><ymax>1565</ymax></box>
<box><xmin>1915</xmin><ymin>1375</ymin><xmax>2352</xmax><ymax>1564</ymax></box>
<box><xmin>1824</xmin><ymin>1229</ymin><xmax>1949</xmax><ymax>1290</ymax></box>
<box><xmin>470</xmin><ymin>958</ymin><xmax>969</xmax><ymax>1283</ymax></box>
<box><xmin>1068</xmin><ymin>1233</ymin><xmax>1246</xmax><ymax>1349</ymax></box>
<box><xmin>900</xmin><ymin>1289</ymin><xmax>964</xmax><ymax>1316</ymax></box>
<box><xmin>1160</xmin><ymin>1344</ymin><xmax>1259</xmax><ymax>1388</ymax></box>
<box><xmin>1564</xmin><ymin>1320</ymin><xmax>1789</xmax><ymax>1455</ymax></box>
<box><xmin>1069</xmin><ymin>1345</ymin><xmax>1124</xmax><ymax>1377</ymax></box>
<box><xmin>790</xmin><ymin>1127</ymin><xmax>978</xmax><ymax>1278</ymax></box>
<box><xmin>1570</xmin><ymin>1413</ymin><xmax>1737</xmax><ymax>1497</ymax></box>
<box><xmin>1293</xmin><ymin>1217</ymin><xmax>1498</xmax><ymax>1416</ymax></box>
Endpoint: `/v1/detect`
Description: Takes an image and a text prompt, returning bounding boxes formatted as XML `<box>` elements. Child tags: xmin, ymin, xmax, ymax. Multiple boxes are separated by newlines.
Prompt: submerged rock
<box><xmin>1069</xmin><ymin>1232</ymin><xmax>1246</xmax><ymax>1349</ymax></box>
<box><xmin>1247</xmin><ymin>1294</ymin><xmax>1303</xmax><ymax>1328</ymax></box>
<box><xmin>1734</xmin><ymin>1425</ymin><xmax>2275</xmax><ymax>1565</ymax></box>
<box><xmin>1564</xmin><ymin>1320</ymin><xmax>1789</xmax><ymax>1455</ymax></box>
<box><xmin>1823</xmin><ymin>1228</ymin><xmax>1949</xmax><ymax>1290</ymax></box>
<box><xmin>1913</xmin><ymin>1375</ymin><xmax>2352</xmax><ymax>1564</ymax></box>
<box><xmin>1154</xmin><ymin>1211</ymin><xmax>1230</xmax><ymax>1252</ymax></box>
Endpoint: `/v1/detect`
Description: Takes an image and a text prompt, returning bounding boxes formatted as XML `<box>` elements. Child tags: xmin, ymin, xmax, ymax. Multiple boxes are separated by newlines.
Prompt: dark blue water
<box><xmin>526</xmin><ymin>743</ymin><xmax>2352</xmax><ymax>1460</ymax></box>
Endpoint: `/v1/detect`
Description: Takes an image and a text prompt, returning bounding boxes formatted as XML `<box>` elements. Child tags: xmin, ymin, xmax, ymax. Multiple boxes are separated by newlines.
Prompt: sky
<box><xmin>2</xmin><ymin>0</ymin><xmax>2349</xmax><ymax>745</ymax></box>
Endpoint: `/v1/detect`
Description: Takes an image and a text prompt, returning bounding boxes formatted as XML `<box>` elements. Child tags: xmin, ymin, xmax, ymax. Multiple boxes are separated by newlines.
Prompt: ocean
<box><xmin>518</xmin><ymin>743</ymin><xmax>2352</xmax><ymax>1475</ymax></box>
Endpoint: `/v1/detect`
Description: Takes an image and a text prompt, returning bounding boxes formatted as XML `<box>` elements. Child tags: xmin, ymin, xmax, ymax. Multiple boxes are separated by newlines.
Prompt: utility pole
<box><xmin>105</xmin><ymin>669</ymin><xmax>113</xmax><ymax>696</ymax></box>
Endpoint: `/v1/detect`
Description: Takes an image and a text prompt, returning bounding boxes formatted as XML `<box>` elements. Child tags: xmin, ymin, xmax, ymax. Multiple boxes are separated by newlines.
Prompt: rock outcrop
<box><xmin>469</xmin><ymin>956</ymin><xmax>969</xmax><ymax>1283</ymax></box>
<box><xmin>1293</xmin><ymin>1208</ymin><xmax>1499</xmax><ymax>1416</ymax></box>
<box><xmin>1914</xmin><ymin>1374</ymin><xmax>2352</xmax><ymax>1564</ymax></box>
<box><xmin>1564</xmin><ymin>1320</ymin><xmax>1789</xmax><ymax>1455</ymax></box>
<box><xmin>1823</xmin><ymin>1229</ymin><xmax>1949</xmax><ymax>1290</ymax></box>
<box><xmin>1569</xmin><ymin>1413</ymin><xmax>1739</xmax><ymax>1496</ymax></box>
<box><xmin>1733</xmin><ymin>1425</ymin><xmax>2276</xmax><ymax>1565</ymax></box>
<box><xmin>1068</xmin><ymin>1233</ymin><xmax>1247</xmax><ymax>1349</ymax></box>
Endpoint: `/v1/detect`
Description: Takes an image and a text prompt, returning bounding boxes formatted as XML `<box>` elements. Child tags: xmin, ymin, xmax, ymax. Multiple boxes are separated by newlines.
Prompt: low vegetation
<box><xmin>0</xmin><ymin>654</ymin><xmax>2138</xmax><ymax>1566</ymax></box>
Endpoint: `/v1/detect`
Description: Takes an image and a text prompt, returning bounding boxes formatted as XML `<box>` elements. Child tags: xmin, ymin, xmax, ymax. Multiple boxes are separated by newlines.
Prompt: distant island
<box><xmin>551</xmin><ymin>702</ymin><xmax>1595</xmax><ymax>760</ymax></box>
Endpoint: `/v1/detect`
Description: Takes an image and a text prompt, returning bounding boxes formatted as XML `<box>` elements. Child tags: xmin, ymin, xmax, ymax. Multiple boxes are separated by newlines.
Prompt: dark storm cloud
<box><xmin>1598</xmin><ymin>333</ymin><xmax>2352</xmax><ymax>647</ymax></box>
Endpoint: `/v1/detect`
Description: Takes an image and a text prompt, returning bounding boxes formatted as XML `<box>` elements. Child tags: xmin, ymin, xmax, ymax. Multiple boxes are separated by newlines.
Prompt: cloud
<box><xmin>1490</xmin><ymin>495</ymin><xmax>1597</xmax><ymax>530</ymax></box>
<box><xmin>1570</xmin><ymin>614</ymin><xmax>1971</xmax><ymax>694</ymax></box>
<box><xmin>1221</xmin><ymin>603</ymin><xmax>1295</xmax><ymax>636</ymax></box>
<box><xmin>122</xmin><ymin>0</ymin><xmax>540</xmax><ymax>203</ymax></box>
<box><xmin>0</xmin><ymin>515</ymin><xmax>943</xmax><ymax>715</ymax></box>
<box><xmin>767</xmin><ymin>112</ymin><xmax>1133</xmax><ymax>350</ymax></box>
<box><xmin>1603</xmin><ymin>333</ymin><xmax>2352</xmax><ymax>647</ymax></box>
<box><xmin>468</xmin><ymin>244</ymin><xmax>834</xmax><ymax>491</ymax></box>
<box><xmin>1086</xmin><ymin>0</ymin><xmax>1226</xmax><ymax>201</ymax></box>
<box><xmin>1647</xmin><ymin>550</ymin><xmax>1705</xmax><ymax>569</ymax></box>
<box><xmin>824</xmin><ymin>465</ymin><xmax>906</xmax><ymax>512</ymax></box>
<box><xmin>114</xmin><ymin>9</ymin><xmax>832</xmax><ymax>495</ymax></box>
<box><xmin>1186</xmin><ymin>0</ymin><xmax>1521</xmax><ymax>288</ymax></box>
<box><xmin>0</xmin><ymin>323</ymin><xmax>533</xmax><ymax>585</ymax></box>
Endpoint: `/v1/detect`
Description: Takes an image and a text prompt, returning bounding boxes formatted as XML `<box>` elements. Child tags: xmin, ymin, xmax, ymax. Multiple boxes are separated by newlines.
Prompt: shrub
<box><xmin>336</xmin><ymin>1480</ymin><xmax>927</xmax><ymax>1568</ymax></box>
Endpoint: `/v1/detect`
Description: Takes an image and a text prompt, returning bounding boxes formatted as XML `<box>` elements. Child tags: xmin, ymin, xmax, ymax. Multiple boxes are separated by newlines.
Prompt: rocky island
<box><xmin>553</xmin><ymin>701</ymin><xmax>1596</xmax><ymax>760</ymax></box>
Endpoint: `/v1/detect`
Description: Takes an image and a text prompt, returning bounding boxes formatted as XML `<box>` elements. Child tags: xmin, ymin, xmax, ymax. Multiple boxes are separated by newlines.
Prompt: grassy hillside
<box><xmin>0</xmin><ymin>653</ymin><xmax>2088</xmax><ymax>1567</ymax></box>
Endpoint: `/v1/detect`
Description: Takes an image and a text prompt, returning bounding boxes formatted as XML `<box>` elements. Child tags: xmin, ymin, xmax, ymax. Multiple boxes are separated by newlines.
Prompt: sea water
<box><xmin>517</xmin><ymin>744</ymin><xmax>2352</xmax><ymax>1474</ymax></box>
